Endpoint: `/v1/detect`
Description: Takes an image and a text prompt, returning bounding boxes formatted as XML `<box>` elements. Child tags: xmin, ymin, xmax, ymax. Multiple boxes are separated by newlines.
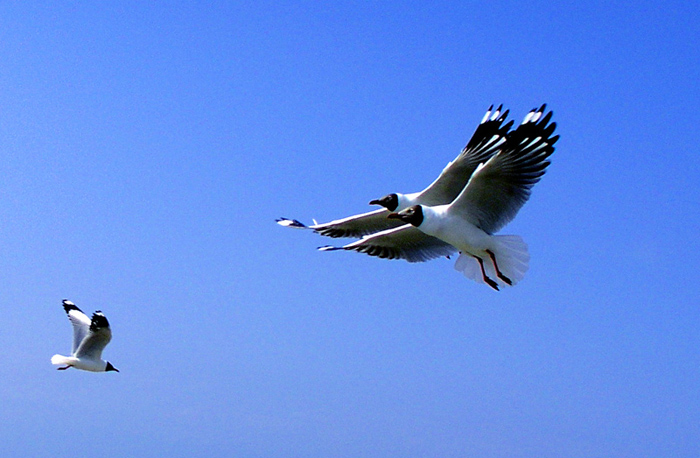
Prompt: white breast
<box><xmin>420</xmin><ymin>205</ymin><xmax>492</xmax><ymax>255</ymax></box>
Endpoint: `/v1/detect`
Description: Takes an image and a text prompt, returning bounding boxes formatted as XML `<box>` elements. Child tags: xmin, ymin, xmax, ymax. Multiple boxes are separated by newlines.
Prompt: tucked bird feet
<box><xmin>486</xmin><ymin>249</ymin><xmax>512</xmax><ymax>286</ymax></box>
<box><xmin>484</xmin><ymin>277</ymin><xmax>500</xmax><ymax>291</ymax></box>
<box><xmin>473</xmin><ymin>255</ymin><xmax>500</xmax><ymax>291</ymax></box>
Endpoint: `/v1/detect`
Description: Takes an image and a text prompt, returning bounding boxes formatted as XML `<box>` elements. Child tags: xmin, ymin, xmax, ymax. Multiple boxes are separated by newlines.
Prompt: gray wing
<box><xmin>416</xmin><ymin>105</ymin><xmax>514</xmax><ymax>206</ymax></box>
<box><xmin>277</xmin><ymin>208</ymin><xmax>405</xmax><ymax>239</ymax></box>
<box><xmin>62</xmin><ymin>300</ymin><xmax>91</xmax><ymax>355</ymax></box>
<box><xmin>319</xmin><ymin>224</ymin><xmax>457</xmax><ymax>263</ymax></box>
<box><xmin>74</xmin><ymin>311</ymin><xmax>112</xmax><ymax>360</ymax></box>
<box><xmin>451</xmin><ymin>105</ymin><xmax>558</xmax><ymax>234</ymax></box>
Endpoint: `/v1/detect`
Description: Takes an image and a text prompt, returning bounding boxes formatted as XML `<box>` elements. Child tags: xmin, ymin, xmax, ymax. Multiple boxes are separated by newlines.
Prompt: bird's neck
<box><xmin>396</xmin><ymin>192</ymin><xmax>419</xmax><ymax>211</ymax></box>
<box><xmin>418</xmin><ymin>205</ymin><xmax>448</xmax><ymax>234</ymax></box>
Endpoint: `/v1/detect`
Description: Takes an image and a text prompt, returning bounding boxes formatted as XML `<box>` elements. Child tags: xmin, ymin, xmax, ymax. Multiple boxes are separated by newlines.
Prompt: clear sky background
<box><xmin>1</xmin><ymin>2</ymin><xmax>698</xmax><ymax>457</ymax></box>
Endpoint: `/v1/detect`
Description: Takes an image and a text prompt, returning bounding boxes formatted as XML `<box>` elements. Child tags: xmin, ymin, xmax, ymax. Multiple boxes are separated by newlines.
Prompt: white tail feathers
<box><xmin>51</xmin><ymin>354</ymin><xmax>71</xmax><ymax>366</ymax></box>
<box><xmin>453</xmin><ymin>235</ymin><xmax>530</xmax><ymax>288</ymax></box>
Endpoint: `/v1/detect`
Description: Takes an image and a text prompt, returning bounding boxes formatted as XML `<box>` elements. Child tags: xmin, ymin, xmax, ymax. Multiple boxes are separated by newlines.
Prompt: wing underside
<box><xmin>320</xmin><ymin>224</ymin><xmax>457</xmax><ymax>263</ymax></box>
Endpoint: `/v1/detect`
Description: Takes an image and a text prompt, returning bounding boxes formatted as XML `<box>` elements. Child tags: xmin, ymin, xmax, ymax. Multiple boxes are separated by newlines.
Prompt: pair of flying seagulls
<box><xmin>278</xmin><ymin>104</ymin><xmax>558</xmax><ymax>290</ymax></box>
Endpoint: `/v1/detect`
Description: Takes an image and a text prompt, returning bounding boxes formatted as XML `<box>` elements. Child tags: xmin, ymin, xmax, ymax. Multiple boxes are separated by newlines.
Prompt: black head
<box><xmin>105</xmin><ymin>362</ymin><xmax>119</xmax><ymax>372</ymax></box>
<box><xmin>387</xmin><ymin>205</ymin><xmax>424</xmax><ymax>227</ymax></box>
<box><xmin>369</xmin><ymin>193</ymin><xmax>399</xmax><ymax>212</ymax></box>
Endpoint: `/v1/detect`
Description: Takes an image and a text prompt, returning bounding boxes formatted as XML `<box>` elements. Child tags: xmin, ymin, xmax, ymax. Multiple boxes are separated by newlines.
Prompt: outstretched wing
<box><xmin>451</xmin><ymin>104</ymin><xmax>558</xmax><ymax>234</ymax></box>
<box><xmin>62</xmin><ymin>299</ymin><xmax>91</xmax><ymax>355</ymax></box>
<box><xmin>277</xmin><ymin>106</ymin><xmax>513</xmax><ymax>239</ymax></box>
<box><xmin>319</xmin><ymin>224</ymin><xmax>456</xmax><ymax>263</ymax></box>
<box><xmin>416</xmin><ymin>105</ymin><xmax>513</xmax><ymax>206</ymax></box>
<box><xmin>74</xmin><ymin>311</ymin><xmax>113</xmax><ymax>360</ymax></box>
<box><xmin>277</xmin><ymin>208</ymin><xmax>405</xmax><ymax>239</ymax></box>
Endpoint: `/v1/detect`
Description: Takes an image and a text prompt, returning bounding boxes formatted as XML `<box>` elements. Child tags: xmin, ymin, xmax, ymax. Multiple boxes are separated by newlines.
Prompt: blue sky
<box><xmin>1</xmin><ymin>2</ymin><xmax>698</xmax><ymax>457</ymax></box>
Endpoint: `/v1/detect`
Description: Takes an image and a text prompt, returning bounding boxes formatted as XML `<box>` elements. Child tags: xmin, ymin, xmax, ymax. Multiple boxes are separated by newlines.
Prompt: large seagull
<box><xmin>387</xmin><ymin>106</ymin><xmax>557</xmax><ymax>289</ymax></box>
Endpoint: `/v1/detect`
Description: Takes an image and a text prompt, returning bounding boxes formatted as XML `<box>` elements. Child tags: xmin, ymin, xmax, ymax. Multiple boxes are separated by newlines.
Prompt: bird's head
<box><xmin>369</xmin><ymin>193</ymin><xmax>399</xmax><ymax>211</ymax></box>
<box><xmin>387</xmin><ymin>205</ymin><xmax>424</xmax><ymax>227</ymax></box>
<box><xmin>105</xmin><ymin>362</ymin><xmax>119</xmax><ymax>373</ymax></box>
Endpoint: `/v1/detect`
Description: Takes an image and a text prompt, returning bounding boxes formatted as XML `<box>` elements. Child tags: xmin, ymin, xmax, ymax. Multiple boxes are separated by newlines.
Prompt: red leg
<box><xmin>486</xmin><ymin>249</ymin><xmax>512</xmax><ymax>286</ymax></box>
<box><xmin>472</xmin><ymin>255</ymin><xmax>499</xmax><ymax>291</ymax></box>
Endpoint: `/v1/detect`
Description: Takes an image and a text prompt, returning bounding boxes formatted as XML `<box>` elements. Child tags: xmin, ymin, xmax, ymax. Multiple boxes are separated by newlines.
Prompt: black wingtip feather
<box><xmin>538</xmin><ymin>111</ymin><xmax>553</xmax><ymax>126</ymax></box>
<box><xmin>90</xmin><ymin>312</ymin><xmax>110</xmax><ymax>332</ymax></box>
<box><xmin>318</xmin><ymin>245</ymin><xmax>344</xmax><ymax>251</ymax></box>
<box><xmin>542</xmin><ymin>122</ymin><xmax>556</xmax><ymax>138</ymax></box>
<box><xmin>62</xmin><ymin>299</ymin><xmax>82</xmax><ymax>314</ymax></box>
<box><xmin>276</xmin><ymin>218</ymin><xmax>308</xmax><ymax>229</ymax></box>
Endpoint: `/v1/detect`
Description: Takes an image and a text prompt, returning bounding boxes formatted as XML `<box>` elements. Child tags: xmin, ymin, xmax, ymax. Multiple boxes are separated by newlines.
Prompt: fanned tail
<box><xmin>51</xmin><ymin>354</ymin><xmax>71</xmax><ymax>366</ymax></box>
<box><xmin>454</xmin><ymin>235</ymin><xmax>530</xmax><ymax>289</ymax></box>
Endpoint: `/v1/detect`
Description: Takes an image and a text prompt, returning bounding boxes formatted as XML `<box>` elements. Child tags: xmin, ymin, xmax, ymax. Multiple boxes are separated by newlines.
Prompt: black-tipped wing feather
<box><xmin>320</xmin><ymin>224</ymin><xmax>457</xmax><ymax>263</ymax></box>
<box><xmin>278</xmin><ymin>208</ymin><xmax>405</xmax><ymax>239</ymax></box>
<box><xmin>453</xmin><ymin>105</ymin><xmax>558</xmax><ymax>234</ymax></box>
<box><xmin>416</xmin><ymin>105</ymin><xmax>513</xmax><ymax>206</ymax></box>
<box><xmin>62</xmin><ymin>299</ymin><xmax>91</xmax><ymax>354</ymax></box>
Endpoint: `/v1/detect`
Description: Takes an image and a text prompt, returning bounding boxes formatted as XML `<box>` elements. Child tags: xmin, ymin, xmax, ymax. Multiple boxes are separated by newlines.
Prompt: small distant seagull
<box><xmin>51</xmin><ymin>299</ymin><xmax>119</xmax><ymax>373</ymax></box>
<box><xmin>277</xmin><ymin>105</ymin><xmax>513</xmax><ymax>240</ymax></box>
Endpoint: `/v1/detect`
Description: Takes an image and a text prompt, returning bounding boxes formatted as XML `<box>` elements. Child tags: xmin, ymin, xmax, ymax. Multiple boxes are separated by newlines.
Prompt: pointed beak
<box><xmin>387</xmin><ymin>212</ymin><xmax>402</xmax><ymax>219</ymax></box>
<box><xmin>369</xmin><ymin>199</ymin><xmax>381</xmax><ymax>205</ymax></box>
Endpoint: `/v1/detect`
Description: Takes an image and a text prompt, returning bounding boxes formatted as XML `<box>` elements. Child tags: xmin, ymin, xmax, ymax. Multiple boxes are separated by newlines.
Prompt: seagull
<box><xmin>277</xmin><ymin>105</ymin><xmax>513</xmax><ymax>241</ymax></box>
<box><xmin>51</xmin><ymin>299</ymin><xmax>119</xmax><ymax>372</ymax></box>
<box><xmin>386</xmin><ymin>105</ymin><xmax>558</xmax><ymax>290</ymax></box>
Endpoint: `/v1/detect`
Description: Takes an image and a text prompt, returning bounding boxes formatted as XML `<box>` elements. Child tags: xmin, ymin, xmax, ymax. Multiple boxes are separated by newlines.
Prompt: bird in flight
<box><xmin>51</xmin><ymin>299</ymin><xmax>119</xmax><ymax>372</ymax></box>
<box><xmin>386</xmin><ymin>105</ymin><xmax>557</xmax><ymax>290</ymax></box>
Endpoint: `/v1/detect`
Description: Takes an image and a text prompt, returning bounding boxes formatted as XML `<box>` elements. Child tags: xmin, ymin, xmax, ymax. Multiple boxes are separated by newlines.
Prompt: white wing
<box><xmin>74</xmin><ymin>311</ymin><xmax>112</xmax><ymax>360</ymax></box>
<box><xmin>277</xmin><ymin>208</ymin><xmax>405</xmax><ymax>239</ymax></box>
<box><xmin>415</xmin><ymin>105</ymin><xmax>512</xmax><ymax>206</ymax></box>
<box><xmin>319</xmin><ymin>224</ymin><xmax>457</xmax><ymax>263</ymax></box>
<box><xmin>62</xmin><ymin>300</ymin><xmax>91</xmax><ymax>355</ymax></box>
<box><xmin>450</xmin><ymin>105</ymin><xmax>558</xmax><ymax>234</ymax></box>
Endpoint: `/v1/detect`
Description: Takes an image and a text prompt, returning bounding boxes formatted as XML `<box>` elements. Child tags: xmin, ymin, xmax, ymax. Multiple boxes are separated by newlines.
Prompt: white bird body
<box><xmin>418</xmin><ymin>205</ymin><xmax>492</xmax><ymax>251</ymax></box>
<box><xmin>398</xmin><ymin>204</ymin><xmax>530</xmax><ymax>290</ymax></box>
<box><xmin>50</xmin><ymin>355</ymin><xmax>110</xmax><ymax>372</ymax></box>
<box><xmin>52</xmin><ymin>299</ymin><xmax>119</xmax><ymax>373</ymax></box>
